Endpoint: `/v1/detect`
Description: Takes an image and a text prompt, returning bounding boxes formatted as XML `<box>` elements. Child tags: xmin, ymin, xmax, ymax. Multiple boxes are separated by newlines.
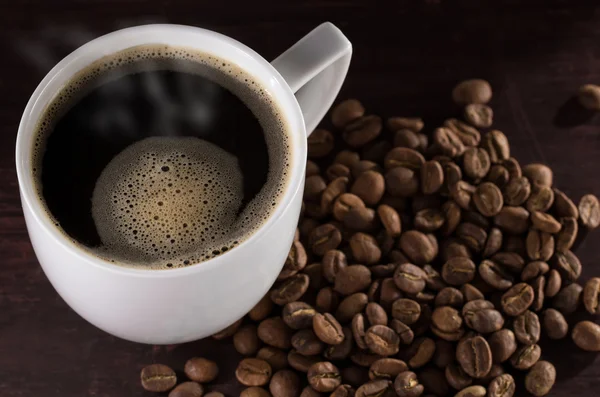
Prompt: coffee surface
<box><xmin>31</xmin><ymin>45</ymin><xmax>291</xmax><ymax>269</ymax></box>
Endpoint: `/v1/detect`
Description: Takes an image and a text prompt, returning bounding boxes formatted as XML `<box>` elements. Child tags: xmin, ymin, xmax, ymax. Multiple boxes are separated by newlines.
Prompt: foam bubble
<box><xmin>91</xmin><ymin>137</ymin><xmax>244</xmax><ymax>269</ymax></box>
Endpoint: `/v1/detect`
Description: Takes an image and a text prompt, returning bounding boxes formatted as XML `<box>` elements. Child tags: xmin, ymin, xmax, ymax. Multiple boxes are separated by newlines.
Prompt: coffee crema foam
<box><xmin>31</xmin><ymin>44</ymin><xmax>292</xmax><ymax>269</ymax></box>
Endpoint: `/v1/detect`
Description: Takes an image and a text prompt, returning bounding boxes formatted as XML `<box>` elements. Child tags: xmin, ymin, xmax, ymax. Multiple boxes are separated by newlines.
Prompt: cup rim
<box><xmin>15</xmin><ymin>23</ymin><xmax>307</xmax><ymax>278</ymax></box>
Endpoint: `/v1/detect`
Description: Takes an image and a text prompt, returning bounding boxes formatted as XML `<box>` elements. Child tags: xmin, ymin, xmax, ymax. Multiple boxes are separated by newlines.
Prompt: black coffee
<box><xmin>31</xmin><ymin>45</ymin><xmax>291</xmax><ymax>269</ymax></box>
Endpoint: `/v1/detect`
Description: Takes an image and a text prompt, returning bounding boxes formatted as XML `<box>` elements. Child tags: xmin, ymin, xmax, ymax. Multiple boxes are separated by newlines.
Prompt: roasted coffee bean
<box><xmin>433</xmin><ymin>127</ymin><xmax>466</xmax><ymax>158</ymax></box>
<box><xmin>579</xmin><ymin>194</ymin><xmax>600</xmax><ymax>229</ymax></box>
<box><xmin>463</xmin><ymin>147</ymin><xmax>491</xmax><ymax>179</ymax></box>
<box><xmin>552</xmin><ymin>250</ymin><xmax>582</xmax><ymax>281</ymax></box>
<box><xmin>390</xmin><ymin>319</ymin><xmax>415</xmax><ymax>345</ymax></box>
<box><xmin>343</xmin><ymin>115</ymin><xmax>382</xmax><ymax>148</ymax></box>
<box><xmin>322</xmin><ymin>250</ymin><xmax>347</xmax><ymax>284</ymax></box>
<box><xmin>472</xmin><ymin>182</ymin><xmax>503</xmax><ymax>217</ymax></box>
<box><xmin>457</xmin><ymin>222</ymin><xmax>487</xmax><ymax>252</ymax></box>
<box><xmin>444</xmin><ymin>118</ymin><xmax>481</xmax><ymax>146</ymax></box>
<box><xmin>462</xmin><ymin>300</ymin><xmax>504</xmax><ymax>334</ymax></box>
<box><xmin>419</xmin><ymin>265</ymin><xmax>445</xmax><ymax>292</ymax></box>
<box><xmin>502</xmin><ymin>176</ymin><xmax>530</xmax><ymax>206</ymax></box>
<box><xmin>440</xmin><ymin>200</ymin><xmax>461</xmax><ymax>236</ymax></box>
<box><xmin>530</xmin><ymin>211</ymin><xmax>561</xmax><ymax>234</ymax></box>
<box><xmin>572</xmin><ymin>321</ymin><xmax>600</xmax><ymax>351</ymax></box>
<box><xmin>324</xmin><ymin>327</ymin><xmax>353</xmax><ymax>361</ymax></box>
<box><xmin>435</xmin><ymin>287</ymin><xmax>464</xmax><ymax>307</ymax></box>
<box><xmin>306</xmin><ymin>161</ymin><xmax>320</xmax><ymax>178</ymax></box>
<box><xmin>309</xmin><ymin>224</ymin><xmax>342</xmax><ymax>256</ymax></box>
<box><xmin>257</xmin><ymin>318</ymin><xmax>293</xmax><ymax>350</ymax></box>
<box><xmin>371</xmin><ymin>263</ymin><xmax>397</xmax><ymax>279</ymax></box>
<box><xmin>373</xmin><ymin>204</ymin><xmax>403</xmax><ymax>238</ymax></box>
<box><xmin>502</xmin><ymin>157</ymin><xmax>521</xmax><ymax>180</ymax></box>
<box><xmin>234</xmin><ymin>325</ymin><xmax>261</xmax><ymax>356</ymax></box>
<box><xmin>241</xmin><ymin>387</ymin><xmax>271</xmax><ymax>397</ymax></box>
<box><xmin>525</xmin><ymin>230</ymin><xmax>554</xmax><ymax>262</ymax></box>
<box><xmin>315</xmin><ymin>287</ymin><xmax>340</xmax><ymax>313</ymax></box>
<box><xmin>307</xmin><ymin>362</ymin><xmax>342</xmax><ymax>392</ymax></box>
<box><xmin>513</xmin><ymin>311</ymin><xmax>541</xmax><ymax>345</ymax></box>
<box><xmin>298</xmin><ymin>386</ymin><xmax>320</xmax><ymax>397</ymax></box>
<box><xmin>494</xmin><ymin>206</ymin><xmax>530</xmax><ymax>234</ymax></box>
<box><xmin>365</xmin><ymin>325</ymin><xmax>400</xmax><ymax>356</ymax></box>
<box><xmin>326</xmin><ymin>163</ymin><xmax>351</xmax><ymax>182</ymax></box>
<box><xmin>442</xmin><ymin>257</ymin><xmax>476</xmax><ymax>286</ymax></box>
<box><xmin>394</xmin><ymin>371</ymin><xmax>423</xmax><ymax>397</ymax></box>
<box><xmin>552</xmin><ymin>283</ymin><xmax>582</xmax><ymax>314</ymax></box>
<box><xmin>456</xmin><ymin>336</ymin><xmax>493</xmax><ymax>378</ymax></box>
<box><xmin>308</xmin><ymin>129</ymin><xmax>334</xmax><ymax>158</ymax></box>
<box><xmin>481</xmin><ymin>228</ymin><xmax>502</xmax><ymax>259</ymax></box>
<box><xmin>450</xmin><ymin>181</ymin><xmax>476</xmax><ymax>210</ymax></box>
<box><xmin>384</xmin><ymin>147</ymin><xmax>426</xmax><ymax>171</ymax></box>
<box><xmin>465</xmin><ymin>103</ymin><xmax>493</xmax><ymax>128</ymax></box>
<box><xmin>336</xmin><ymin>293</ymin><xmax>369</xmax><ymax>323</ymax></box>
<box><xmin>305</xmin><ymin>175</ymin><xmax>327</xmax><ymax>202</ymax></box>
<box><xmin>482</xmin><ymin>130</ymin><xmax>510</xmax><ymax>164</ymax></box>
<box><xmin>236</xmin><ymin>358</ymin><xmax>272</xmax><ymax>386</ymax></box>
<box><xmin>509</xmin><ymin>344</ymin><xmax>541</xmax><ymax>370</ymax></box>
<box><xmin>256</xmin><ymin>347</ymin><xmax>288</xmax><ymax>372</ymax></box>
<box><xmin>398</xmin><ymin>231</ymin><xmax>437</xmax><ymax>265</ymax></box>
<box><xmin>455</xmin><ymin>386</ymin><xmax>487</xmax><ymax>397</ymax></box>
<box><xmin>578</xmin><ymin>84</ymin><xmax>600</xmax><ymax>110</ymax></box>
<box><xmin>445</xmin><ymin>363</ymin><xmax>473</xmax><ymax>390</ymax></box>
<box><xmin>344</xmin><ymin>208</ymin><xmax>379</xmax><ymax>232</ymax></box>
<box><xmin>413</xmin><ymin>208</ymin><xmax>445</xmax><ymax>232</ymax></box>
<box><xmin>352</xmin><ymin>161</ymin><xmax>382</xmax><ymax>179</ymax></box>
<box><xmin>330</xmin><ymin>384</ymin><xmax>355</xmax><ymax>397</ymax></box>
<box><xmin>388</xmin><ymin>117</ymin><xmax>424</xmax><ymax>133</ymax></box>
<box><xmin>521</xmin><ymin>261</ymin><xmax>549</xmax><ymax>282</ymax></box>
<box><xmin>432</xmin><ymin>339</ymin><xmax>455</xmax><ymax>369</ymax></box>
<box><xmin>313</xmin><ymin>313</ymin><xmax>344</xmax><ymax>345</ymax></box>
<box><xmin>385</xmin><ymin>167</ymin><xmax>419</xmax><ymax>198</ymax></box>
<box><xmin>393</xmin><ymin>264</ymin><xmax>427</xmax><ymax>294</ymax></box>
<box><xmin>431</xmin><ymin>306</ymin><xmax>464</xmax><ymax>341</ymax></box>
<box><xmin>184</xmin><ymin>357</ymin><xmax>219</xmax><ymax>383</ymax></box>
<box><xmin>168</xmin><ymin>382</ymin><xmax>204</xmax><ymax>397</ymax></box>
<box><xmin>531</xmin><ymin>276</ymin><xmax>545</xmax><ymax>312</ymax></box>
<box><xmin>555</xmin><ymin>217</ymin><xmax>578</xmax><ymax>253</ymax></box>
<box><xmin>487</xmin><ymin>374</ymin><xmax>515</xmax><ymax>397</ymax></box>
<box><xmin>349</xmin><ymin>233</ymin><xmax>381</xmax><ymax>265</ymax></box>
<box><xmin>443</xmin><ymin>162</ymin><xmax>464</xmax><ymax>196</ymax></box>
<box><xmin>522</xmin><ymin>163</ymin><xmax>552</xmax><ymax>188</ymax></box>
<box><xmin>212</xmin><ymin>318</ymin><xmax>243</xmax><ymax>340</ymax></box>
<box><xmin>141</xmin><ymin>364</ymin><xmax>177</xmax><ymax>393</ymax></box>
<box><xmin>368</xmin><ymin>358</ymin><xmax>408</xmax><ymax>380</ymax></box>
<box><xmin>380</xmin><ymin>278</ymin><xmax>403</xmax><ymax>308</ymax></box>
<box><xmin>291</xmin><ymin>329</ymin><xmax>325</xmax><ymax>356</ymax></box>
<box><xmin>462</xmin><ymin>283</ymin><xmax>485</xmax><ymax>302</ymax></box>
<box><xmin>351</xmin><ymin>171</ymin><xmax>385</xmax><ymax>206</ymax></box>
<box><xmin>356</xmin><ymin>380</ymin><xmax>393</xmax><ymax>397</ymax></box>
<box><xmin>524</xmin><ymin>361</ymin><xmax>556</xmax><ymax>397</ymax></box>
<box><xmin>322</xmin><ymin>177</ymin><xmax>349</xmax><ymax>214</ymax></box>
<box><xmin>271</xmin><ymin>274</ymin><xmax>310</xmax><ymax>305</ymax></box>
<box><xmin>583</xmin><ymin>277</ymin><xmax>600</xmax><ymax>314</ymax></box>
<box><xmin>553</xmin><ymin>188</ymin><xmax>579</xmax><ymax>218</ymax></box>
<box><xmin>334</xmin><ymin>265</ymin><xmax>371</xmax><ymax>296</ymax></box>
<box><xmin>250</xmin><ymin>295</ymin><xmax>275</xmax><ymax>322</ymax></box>
<box><xmin>366</xmin><ymin>302</ymin><xmax>388</xmax><ymax>326</ymax></box>
<box><xmin>501</xmin><ymin>283</ymin><xmax>534</xmax><ymax>316</ymax></box>
<box><xmin>420</xmin><ymin>160</ymin><xmax>444</xmax><ymax>195</ymax></box>
<box><xmin>541</xmin><ymin>309</ymin><xmax>568</xmax><ymax>340</ymax></box>
<box><xmin>440</xmin><ymin>238</ymin><xmax>472</xmax><ymax>262</ymax></box>
<box><xmin>392</xmin><ymin>299</ymin><xmax>421</xmax><ymax>325</ymax></box>
<box><xmin>288</xmin><ymin>350</ymin><xmax>319</xmax><ymax>373</ymax></box>
<box><xmin>335</xmin><ymin>151</ymin><xmax>361</xmax><ymax>169</ymax></box>
<box><xmin>544</xmin><ymin>270</ymin><xmax>562</xmax><ymax>298</ymax></box>
<box><xmin>452</xmin><ymin>79</ymin><xmax>492</xmax><ymax>105</ymax></box>
<box><xmin>332</xmin><ymin>99</ymin><xmax>365</xmax><ymax>129</ymax></box>
<box><xmin>488</xmin><ymin>329</ymin><xmax>517</xmax><ymax>363</ymax></box>
<box><xmin>489</xmin><ymin>252</ymin><xmax>525</xmax><ymax>273</ymax></box>
<box><xmin>526</xmin><ymin>186</ymin><xmax>554</xmax><ymax>213</ymax></box>
<box><xmin>479</xmin><ymin>260</ymin><xmax>513</xmax><ymax>290</ymax></box>
<box><xmin>333</xmin><ymin>194</ymin><xmax>366</xmax><ymax>222</ymax></box>
<box><xmin>487</xmin><ymin>165</ymin><xmax>510</xmax><ymax>188</ymax></box>
<box><xmin>269</xmin><ymin>370</ymin><xmax>301</xmax><ymax>397</ymax></box>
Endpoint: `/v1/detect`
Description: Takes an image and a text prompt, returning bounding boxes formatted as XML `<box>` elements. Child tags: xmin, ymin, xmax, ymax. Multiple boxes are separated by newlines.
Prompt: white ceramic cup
<box><xmin>15</xmin><ymin>23</ymin><xmax>351</xmax><ymax>344</ymax></box>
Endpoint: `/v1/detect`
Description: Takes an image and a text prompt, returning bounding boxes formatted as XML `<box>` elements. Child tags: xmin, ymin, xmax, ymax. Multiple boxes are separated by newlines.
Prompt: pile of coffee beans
<box><xmin>141</xmin><ymin>79</ymin><xmax>600</xmax><ymax>397</ymax></box>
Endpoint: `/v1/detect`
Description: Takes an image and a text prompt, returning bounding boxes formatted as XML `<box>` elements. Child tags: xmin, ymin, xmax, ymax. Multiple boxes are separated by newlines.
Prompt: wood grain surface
<box><xmin>1</xmin><ymin>1</ymin><xmax>600</xmax><ymax>396</ymax></box>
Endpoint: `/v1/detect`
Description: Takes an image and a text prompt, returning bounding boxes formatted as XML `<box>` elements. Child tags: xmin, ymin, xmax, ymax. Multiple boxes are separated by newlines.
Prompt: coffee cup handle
<box><xmin>271</xmin><ymin>22</ymin><xmax>352</xmax><ymax>136</ymax></box>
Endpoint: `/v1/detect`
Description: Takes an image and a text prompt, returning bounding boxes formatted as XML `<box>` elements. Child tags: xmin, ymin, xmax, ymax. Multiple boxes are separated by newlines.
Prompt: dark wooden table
<box><xmin>1</xmin><ymin>1</ymin><xmax>600</xmax><ymax>396</ymax></box>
